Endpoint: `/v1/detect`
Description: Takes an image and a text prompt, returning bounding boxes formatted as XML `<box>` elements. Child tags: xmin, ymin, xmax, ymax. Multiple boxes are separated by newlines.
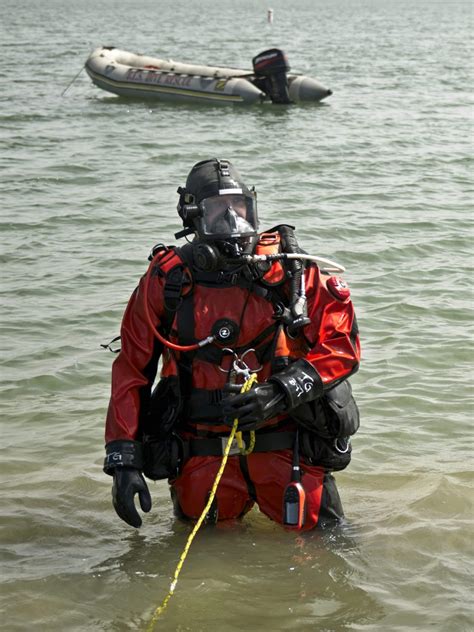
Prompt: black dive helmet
<box><xmin>176</xmin><ymin>159</ymin><xmax>259</xmax><ymax>270</ymax></box>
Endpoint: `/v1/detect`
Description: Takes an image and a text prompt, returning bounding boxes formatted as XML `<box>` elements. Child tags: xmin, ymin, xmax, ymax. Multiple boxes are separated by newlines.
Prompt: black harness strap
<box><xmin>175</xmin><ymin>285</ymin><xmax>196</xmax><ymax>400</ymax></box>
<box><xmin>179</xmin><ymin>415</ymin><xmax>294</xmax><ymax>437</ymax></box>
<box><xmin>194</xmin><ymin>323</ymin><xmax>277</xmax><ymax>365</ymax></box>
<box><xmin>185</xmin><ymin>431</ymin><xmax>296</xmax><ymax>457</ymax></box>
<box><xmin>163</xmin><ymin>266</ymin><xmax>187</xmax><ymax>312</ymax></box>
<box><xmin>156</xmin><ymin>239</ymin><xmax>304</xmax><ymax>404</ymax></box>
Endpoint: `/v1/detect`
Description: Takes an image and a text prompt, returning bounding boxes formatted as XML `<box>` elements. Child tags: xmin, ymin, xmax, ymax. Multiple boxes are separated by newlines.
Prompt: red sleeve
<box><xmin>105</xmin><ymin>270</ymin><xmax>165</xmax><ymax>444</ymax></box>
<box><xmin>304</xmin><ymin>265</ymin><xmax>360</xmax><ymax>388</ymax></box>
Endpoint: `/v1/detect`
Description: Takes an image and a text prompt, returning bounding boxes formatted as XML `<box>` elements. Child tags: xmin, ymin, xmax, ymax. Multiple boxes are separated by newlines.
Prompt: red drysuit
<box><xmin>105</xmin><ymin>232</ymin><xmax>360</xmax><ymax>529</ymax></box>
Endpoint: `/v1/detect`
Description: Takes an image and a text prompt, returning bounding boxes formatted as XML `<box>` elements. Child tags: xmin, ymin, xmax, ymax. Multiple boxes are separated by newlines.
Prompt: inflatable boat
<box><xmin>85</xmin><ymin>47</ymin><xmax>332</xmax><ymax>106</ymax></box>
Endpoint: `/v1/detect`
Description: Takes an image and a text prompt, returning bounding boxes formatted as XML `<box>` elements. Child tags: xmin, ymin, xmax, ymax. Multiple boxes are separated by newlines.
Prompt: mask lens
<box><xmin>200</xmin><ymin>194</ymin><xmax>256</xmax><ymax>237</ymax></box>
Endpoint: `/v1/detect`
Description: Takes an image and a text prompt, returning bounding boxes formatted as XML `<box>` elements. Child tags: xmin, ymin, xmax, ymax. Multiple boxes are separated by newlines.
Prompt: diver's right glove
<box><xmin>104</xmin><ymin>440</ymin><xmax>152</xmax><ymax>528</ymax></box>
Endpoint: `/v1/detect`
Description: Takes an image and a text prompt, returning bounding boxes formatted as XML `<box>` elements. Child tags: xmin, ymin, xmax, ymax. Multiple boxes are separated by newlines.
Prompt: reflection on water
<box><xmin>90</xmin><ymin>515</ymin><xmax>383</xmax><ymax>631</ymax></box>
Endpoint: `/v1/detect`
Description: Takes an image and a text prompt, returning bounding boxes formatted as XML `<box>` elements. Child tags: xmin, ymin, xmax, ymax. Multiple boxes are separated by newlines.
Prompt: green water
<box><xmin>1</xmin><ymin>0</ymin><xmax>473</xmax><ymax>630</ymax></box>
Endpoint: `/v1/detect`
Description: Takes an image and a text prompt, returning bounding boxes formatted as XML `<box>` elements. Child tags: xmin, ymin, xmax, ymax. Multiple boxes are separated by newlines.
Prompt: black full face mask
<box><xmin>177</xmin><ymin>159</ymin><xmax>259</xmax><ymax>270</ymax></box>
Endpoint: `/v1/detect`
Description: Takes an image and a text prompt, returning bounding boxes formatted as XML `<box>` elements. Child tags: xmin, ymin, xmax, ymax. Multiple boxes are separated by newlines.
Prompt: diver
<box><xmin>103</xmin><ymin>158</ymin><xmax>361</xmax><ymax>530</ymax></box>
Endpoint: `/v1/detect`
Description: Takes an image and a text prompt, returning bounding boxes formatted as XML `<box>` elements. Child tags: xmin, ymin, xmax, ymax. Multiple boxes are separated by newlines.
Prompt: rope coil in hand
<box><xmin>145</xmin><ymin>372</ymin><xmax>258</xmax><ymax>630</ymax></box>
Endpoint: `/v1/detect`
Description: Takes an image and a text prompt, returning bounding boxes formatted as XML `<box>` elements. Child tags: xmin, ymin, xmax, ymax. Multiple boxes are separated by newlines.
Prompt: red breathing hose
<box><xmin>142</xmin><ymin>252</ymin><xmax>214</xmax><ymax>352</ymax></box>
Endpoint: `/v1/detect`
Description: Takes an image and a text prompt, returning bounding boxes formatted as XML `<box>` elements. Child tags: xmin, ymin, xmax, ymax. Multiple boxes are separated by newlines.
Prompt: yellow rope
<box><xmin>236</xmin><ymin>430</ymin><xmax>256</xmax><ymax>455</ymax></box>
<box><xmin>145</xmin><ymin>372</ymin><xmax>258</xmax><ymax>631</ymax></box>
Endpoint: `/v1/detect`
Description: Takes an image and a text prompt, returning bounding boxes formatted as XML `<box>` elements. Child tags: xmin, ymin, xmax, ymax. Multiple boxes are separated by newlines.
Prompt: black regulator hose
<box><xmin>278</xmin><ymin>225</ymin><xmax>311</xmax><ymax>330</ymax></box>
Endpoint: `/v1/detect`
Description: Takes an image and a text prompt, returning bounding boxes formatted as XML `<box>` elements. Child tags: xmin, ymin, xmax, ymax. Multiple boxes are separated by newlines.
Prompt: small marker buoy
<box><xmin>267</xmin><ymin>8</ymin><xmax>273</xmax><ymax>24</ymax></box>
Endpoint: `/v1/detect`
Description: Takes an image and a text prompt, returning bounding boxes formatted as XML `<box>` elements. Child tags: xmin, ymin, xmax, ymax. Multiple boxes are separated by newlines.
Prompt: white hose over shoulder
<box><xmin>244</xmin><ymin>253</ymin><xmax>346</xmax><ymax>274</ymax></box>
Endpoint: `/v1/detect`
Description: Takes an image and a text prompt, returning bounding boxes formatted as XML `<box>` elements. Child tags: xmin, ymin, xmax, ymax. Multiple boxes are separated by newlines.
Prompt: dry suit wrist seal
<box><xmin>103</xmin><ymin>440</ymin><xmax>144</xmax><ymax>475</ymax></box>
<box><xmin>269</xmin><ymin>359</ymin><xmax>323</xmax><ymax>410</ymax></box>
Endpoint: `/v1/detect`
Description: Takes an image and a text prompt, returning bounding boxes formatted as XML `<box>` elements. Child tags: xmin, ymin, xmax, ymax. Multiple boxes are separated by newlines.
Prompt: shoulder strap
<box><xmin>148</xmin><ymin>244</ymin><xmax>194</xmax><ymax>328</ymax></box>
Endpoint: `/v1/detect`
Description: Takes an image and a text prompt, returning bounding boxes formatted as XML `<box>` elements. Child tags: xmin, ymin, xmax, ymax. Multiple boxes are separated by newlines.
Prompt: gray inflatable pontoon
<box><xmin>85</xmin><ymin>47</ymin><xmax>332</xmax><ymax>105</ymax></box>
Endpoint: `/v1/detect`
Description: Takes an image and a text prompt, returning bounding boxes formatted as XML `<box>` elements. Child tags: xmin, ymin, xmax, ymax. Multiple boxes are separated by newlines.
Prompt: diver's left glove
<box><xmin>103</xmin><ymin>440</ymin><xmax>152</xmax><ymax>528</ymax></box>
<box><xmin>268</xmin><ymin>359</ymin><xmax>323</xmax><ymax>409</ymax></box>
<box><xmin>222</xmin><ymin>382</ymin><xmax>287</xmax><ymax>431</ymax></box>
<box><xmin>221</xmin><ymin>359</ymin><xmax>324</xmax><ymax>430</ymax></box>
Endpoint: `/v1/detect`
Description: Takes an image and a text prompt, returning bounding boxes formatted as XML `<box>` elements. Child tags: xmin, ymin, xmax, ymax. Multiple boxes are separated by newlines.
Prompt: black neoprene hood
<box><xmin>185</xmin><ymin>158</ymin><xmax>253</xmax><ymax>203</ymax></box>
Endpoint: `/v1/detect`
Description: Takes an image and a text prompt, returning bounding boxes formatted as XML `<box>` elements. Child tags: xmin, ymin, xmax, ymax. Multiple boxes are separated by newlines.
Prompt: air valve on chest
<box><xmin>211</xmin><ymin>319</ymin><xmax>239</xmax><ymax>346</ymax></box>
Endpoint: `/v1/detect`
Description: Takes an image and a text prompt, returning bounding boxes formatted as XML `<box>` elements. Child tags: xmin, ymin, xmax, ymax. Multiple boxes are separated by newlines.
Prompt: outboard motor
<box><xmin>252</xmin><ymin>48</ymin><xmax>292</xmax><ymax>104</ymax></box>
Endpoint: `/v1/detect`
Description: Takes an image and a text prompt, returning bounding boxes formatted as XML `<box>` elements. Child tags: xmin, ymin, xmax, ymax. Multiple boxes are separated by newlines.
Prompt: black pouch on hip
<box><xmin>291</xmin><ymin>380</ymin><xmax>360</xmax><ymax>439</ymax></box>
<box><xmin>143</xmin><ymin>433</ymin><xmax>184</xmax><ymax>480</ymax></box>
<box><xmin>299</xmin><ymin>432</ymin><xmax>352</xmax><ymax>472</ymax></box>
<box><xmin>141</xmin><ymin>376</ymin><xmax>183</xmax><ymax>480</ymax></box>
<box><xmin>322</xmin><ymin>380</ymin><xmax>360</xmax><ymax>437</ymax></box>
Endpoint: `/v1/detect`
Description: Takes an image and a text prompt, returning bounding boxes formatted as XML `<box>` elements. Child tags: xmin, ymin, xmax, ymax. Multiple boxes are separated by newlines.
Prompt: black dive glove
<box><xmin>112</xmin><ymin>468</ymin><xmax>152</xmax><ymax>528</ymax></box>
<box><xmin>104</xmin><ymin>441</ymin><xmax>152</xmax><ymax>528</ymax></box>
<box><xmin>222</xmin><ymin>382</ymin><xmax>287</xmax><ymax>431</ymax></box>
<box><xmin>269</xmin><ymin>359</ymin><xmax>323</xmax><ymax>409</ymax></box>
<box><xmin>222</xmin><ymin>359</ymin><xmax>323</xmax><ymax>430</ymax></box>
